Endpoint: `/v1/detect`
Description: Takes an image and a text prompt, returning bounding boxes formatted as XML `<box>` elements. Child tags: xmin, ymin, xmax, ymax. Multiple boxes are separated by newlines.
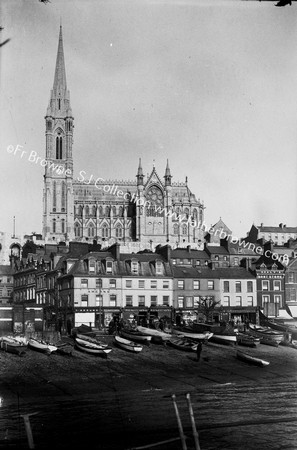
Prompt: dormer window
<box><xmin>106</xmin><ymin>260</ymin><xmax>113</xmax><ymax>274</ymax></box>
<box><xmin>155</xmin><ymin>260</ymin><xmax>163</xmax><ymax>276</ymax></box>
<box><xmin>89</xmin><ymin>259</ymin><xmax>96</xmax><ymax>273</ymax></box>
<box><xmin>131</xmin><ymin>260</ymin><xmax>139</xmax><ymax>275</ymax></box>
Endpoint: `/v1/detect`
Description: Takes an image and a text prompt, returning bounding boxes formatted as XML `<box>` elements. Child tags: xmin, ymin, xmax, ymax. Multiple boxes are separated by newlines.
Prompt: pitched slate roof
<box><xmin>173</xmin><ymin>266</ymin><xmax>255</xmax><ymax>279</ymax></box>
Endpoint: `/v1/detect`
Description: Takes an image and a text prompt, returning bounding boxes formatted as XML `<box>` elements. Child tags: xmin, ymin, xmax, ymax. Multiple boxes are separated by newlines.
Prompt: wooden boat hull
<box><xmin>172</xmin><ymin>329</ymin><xmax>213</xmax><ymax>341</ymax></box>
<box><xmin>28</xmin><ymin>339</ymin><xmax>57</xmax><ymax>354</ymax></box>
<box><xmin>210</xmin><ymin>334</ymin><xmax>237</xmax><ymax>345</ymax></box>
<box><xmin>75</xmin><ymin>337</ymin><xmax>112</xmax><ymax>355</ymax></box>
<box><xmin>114</xmin><ymin>335</ymin><xmax>143</xmax><ymax>353</ymax></box>
<box><xmin>56</xmin><ymin>343</ymin><xmax>74</xmax><ymax>356</ymax></box>
<box><xmin>75</xmin><ymin>334</ymin><xmax>109</xmax><ymax>347</ymax></box>
<box><xmin>248</xmin><ymin>324</ymin><xmax>283</xmax><ymax>346</ymax></box>
<box><xmin>136</xmin><ymin>326</ymin><xmax>171</xmax><ymax>341</ymax></box>
<box><xmin>120</xmin><ymin>329</ymin><xmax>152</xmax><ymax>344</ymax></box>
<box><xmin>236</xmin><ymin>350</ymin><xmax>270</xmax><ymax>367</ymax></box>
<box><xmin>168</xmin><ymin>338</ymin><xmax>197</xmax><ymax>352</ymax></box>
<box><xmin>0</xmin><ymin>338</ymin><xmax>27</xmax><ymax>356</ymax></box>
<box><xmin>236</xmin><ymin>334</ymin><xmax>260</xmax><ymax>348</ymax></box>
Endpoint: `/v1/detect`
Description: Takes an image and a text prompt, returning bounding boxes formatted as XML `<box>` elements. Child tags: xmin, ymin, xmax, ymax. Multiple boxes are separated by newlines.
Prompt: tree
<box><xmin>195</xmin><ymin>297</ymin><xmax>221</xmax><ymax>323</ymax></box>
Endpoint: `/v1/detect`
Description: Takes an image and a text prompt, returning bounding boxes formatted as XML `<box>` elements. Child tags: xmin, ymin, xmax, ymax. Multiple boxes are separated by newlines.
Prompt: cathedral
<box><xmin>43</xmin><ymin>27</ymin><xmax>205</xmax><ymax>250</ymax></box>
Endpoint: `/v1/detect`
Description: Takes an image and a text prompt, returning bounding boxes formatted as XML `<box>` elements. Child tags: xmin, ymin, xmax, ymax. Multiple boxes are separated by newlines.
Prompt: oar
<box><xmin>172</xmin><ymin>394</ymin><xmax>187</xmax><ymax>450</ymax></box>
<box><xmin>21</xmin><ymin>412</ymin><xmax>39</xmax><ymax>449</ymax></box>
<box><xmin>186</xmin><ymin>393</ymin><xmax>201</xmax><ymax>450</ymax></box>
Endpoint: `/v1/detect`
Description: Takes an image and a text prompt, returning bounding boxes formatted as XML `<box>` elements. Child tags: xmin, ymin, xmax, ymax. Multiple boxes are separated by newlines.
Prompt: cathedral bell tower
<box><xmin>43</xmin><ymin>26</ymin><xmax>74</xmax><ymax>242</ymax></box>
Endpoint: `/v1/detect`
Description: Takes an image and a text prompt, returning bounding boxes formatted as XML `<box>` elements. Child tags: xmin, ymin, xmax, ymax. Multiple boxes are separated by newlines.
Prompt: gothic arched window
<box><xmin>74</xmin><ymin>223</ymin><xmax>81</xmax><ymax>237</ymax></box>
<box><xmin>55</xmin><ymin>136</ymin><xmax>63</xmax><ymax>159</ymax></box>
<box><xmin>99</xmin><ymin>206</ymin><xmax>103</xmax><ymax>217</ymax></box>
<box><xmin>193</xmin><ymin>209</ymin><xmax>198</xmax><ymax>220</ymax></box>
<box><xmin>102</xmin><ymin>225</ymin><xmax>109</xmax><ymax>238</ymax></box>
<box><xmin>53</xmin><ymin>181</ymin><xmax>57</xmax><ymax>211</ymax></box>
<box><xmin>53</xmin><ymin>219</ymin><xmax>56</xmax><ymax>233</ymax></box>
<box><xmin>116</xmin><ymin>226</ymin><xmax>122</xmax><ymax>238</ymax></box>
<box><xmin>112</xmin><ymin>206</ymin><xmax>117</xmax><ymax>216</ymax></box>
<box><xmin>105</xmin><ymin>206</ymin><xmax>110</xmax><ymax>217</ymax></box>
<box><xmin>199</xmin><ymin>210</ymin><xmax>203</xmax><ymax>222</ymax></box>
<box><xmin>61</xmin><ymin>219</ymin><xmax>65</xmax><ymax>234</ymax></box>
<box><xmin>85</xmin><ymin>205</ymin><xmax>89</xmax><ymax>216</ymax></box>
<box><xmin>173</xmin><ymin>223</ymin><xmax>179</xmax><ymax>235</ymax></box>
<box><xmin>118</xmin><ymin>206</ymin><xmax>123</xmax><ymax>217</ymax></box>
<box><xmin>184</xmin><ymin>208</ymin><xmax>189</xmax><ymax>219</ymax></box>
<box><xmin>61</xmin><ymin>182</ymin><xmax>66</xmax><ymax>212</ymax></box>
<box><xmin>182</xmin><ymin>224</ymin><xmax>187</xmax><ymax>235</ymax></box>
<box><xmin>88</xmin><ymin>224</ymin><xmax>95</xmax><ymax>237</ymax></box>
<box><xmin>92</xmin><ymin>206</ymin><xmax>96</xmax><ymax>216</ymax></box>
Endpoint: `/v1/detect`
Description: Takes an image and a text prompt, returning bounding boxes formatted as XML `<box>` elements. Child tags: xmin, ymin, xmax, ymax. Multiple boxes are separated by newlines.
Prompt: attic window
<box><xmin>131</xmin><ymin>260</ymin><xmax>139</xmax><ymax>275</ymax></box>
<box><xmin>89</xmin><ymin>259</ymin><xmax>96</xmax><ymax>273</ymax></box>
<box><xmin>106</xmin><ymin>260</ymin><xmax>113</xmax><ymax>274</ymax></box>
<box><xmin>155</xmin><ymin>260</ymin><xmax>163</xmax><ymax>276</ymax></box>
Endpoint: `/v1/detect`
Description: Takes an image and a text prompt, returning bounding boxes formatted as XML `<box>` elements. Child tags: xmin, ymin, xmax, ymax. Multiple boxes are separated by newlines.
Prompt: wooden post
<box><xmin>171</xmin><ymin>394</ymin><xmax>187</xmax><ymax>450</ymax></box>
<box><xmin>21</xmin><ymin>412</ymin><xmax>39</xmax><ymax>449</ymax></box>
<box><xmin>186</xmin><ymin>393</ymin><xmax>201</xmax><ymax>450</ymax></box>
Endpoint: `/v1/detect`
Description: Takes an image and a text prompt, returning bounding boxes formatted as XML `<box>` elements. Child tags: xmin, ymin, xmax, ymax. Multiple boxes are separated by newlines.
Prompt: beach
<box><xmin>0</xmin><ymin>337</ymin><xmax>297</xmax><ymax>449</ymax></box>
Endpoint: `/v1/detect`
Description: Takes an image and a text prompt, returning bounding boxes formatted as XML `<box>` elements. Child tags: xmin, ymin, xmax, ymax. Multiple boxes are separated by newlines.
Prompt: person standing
<box><xmin>196</xmin><ymin>342</ymin><xmax>202</xmax><ymax>362</ymax></box>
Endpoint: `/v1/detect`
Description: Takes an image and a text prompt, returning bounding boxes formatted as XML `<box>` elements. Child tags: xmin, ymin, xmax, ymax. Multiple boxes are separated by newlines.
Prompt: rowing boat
<box><xmin>172</xmin><ymin>328</ymin><xmax>213</xmax><ymax>341</ymax></box>
<box><xmin>236</xmin><ymin>333</ymin><xmax>260</xmax><ymax>348</ymax></box>
<box><xmin>209</xmin><ymin>334</ymin><xmax>237</xmax><ymax>345</ymax></box>
<box><xmin>248</xmin><ymin>323</ymin><xmax>284</xmax><ymax>346</ymax></box>
<box><xmin>120</xmin><ymin>328</ymin><xmax>152</xmax><ymax>344</ymax></box>
<box><xmin>75</xmin><ymin>333</ymin><xmax>109</xmax><ymax>347</ymax></box>
<box><xmin>114</xmin><ymin>335</ymin><xmax>143</xmax><ymax>353</ymax></box>
<box><xmin>136</xmin><ymin>326</ymin><xmax>171</xmax><ymax>341</ymax></box>
<box><xmin>236</xmin><ymin>350</ymin><xmax>270</xmax><ymax>367</ymax></box>
<box><xmin>28</xmin><ymin>338</ymin><xmax>57</xmax><ymax>354</ymax></box>
<box><xmin>167</xmin><ymin>337</ymin><xmax>197</xmax><ymax>352</ymax></box>
<box><xmin>75</xmin><ymin>337</ymin><xmax>112</xmax><ymax>356</ymax></box>
<box><xmin>0</xmin><ymin>336</ymin><xmax>27</xmax><ymax>356</ymax></box>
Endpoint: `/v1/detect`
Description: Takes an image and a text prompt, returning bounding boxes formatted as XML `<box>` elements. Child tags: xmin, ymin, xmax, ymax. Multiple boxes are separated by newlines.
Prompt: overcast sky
<box><xmin>1</xmin><ymin>0</ymin><xmax>296</xmax><ymax>240</ymax></box>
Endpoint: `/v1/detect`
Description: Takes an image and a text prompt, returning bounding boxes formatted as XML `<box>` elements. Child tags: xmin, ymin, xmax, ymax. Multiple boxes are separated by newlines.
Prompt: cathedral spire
<box><xmin>53</xmin><ymin>26</ymin><xmax>67</xmax><ymax>95</ymax></box>
<box><xmin>164</xmin><ymin>159</ymin><xmax>172</xmax><ymax>186</ymax></box>
<box><xmin>47</xmin><ymin>26</ymin><xmax>71</xmax><ymax>117</ymax></box>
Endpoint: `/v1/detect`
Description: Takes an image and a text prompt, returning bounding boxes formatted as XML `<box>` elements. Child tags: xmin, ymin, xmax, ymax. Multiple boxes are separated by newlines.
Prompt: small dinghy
<box><xmin>167</xmin><ymin>337</ymin><xmax>197</xmax><ymax>352</ymax></box>
<box><xmin>114</xmin><ymin>335</ymin><xmax>143</xmax><ymax>353</ymax></box>
<box><xmin>236</xmin><ymin>350</ymin><xmax>270</xmax><ymax>367</ymax></box>
<box><xmin>75</xmin><ymin>337</ymin><xmax>112</xmax><ymax>356</ymax></box>
<box><xmin>172</xmin><ymin>329</ymin><xmax>213</xmax><ymax>342</ymax></box>
<box><xmin>120</xmin><ymin>328</ymin><xmax>152</xmax><ymax>344</ymax></box>
<box><xmin>248</xmin><ymin>324</ymin><xmax>284</xmax><ymax>347</ymax></box>
<box><xmin>210</xmin><ymin>334</ymin><xmax>237</xmax><ymax>345</ymax></box>
<box><xmin>0</xmin><ymin>336</ymin><xmax>27</xmax><ymax>356</ymax></box>
<box><xmin>28</xmin><ymin>338</ymin><xmax>57</xmax><ymax>354</ymax></box>
<box><xmin>136</xmin><ymin>326</ymin><xmax>171</xmax><ymax>341</ymax></box>
<box><xmin>236</xmin><ymin>333</ymin><xmax>260</xmax><ymax>348</ymax></box>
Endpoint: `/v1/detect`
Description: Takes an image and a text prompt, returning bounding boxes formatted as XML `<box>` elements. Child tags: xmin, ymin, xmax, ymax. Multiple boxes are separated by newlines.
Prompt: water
<box><xmin>0</xmin><ymin>379</ymin><xmax>296</xmax><ymax>449</ymax></box>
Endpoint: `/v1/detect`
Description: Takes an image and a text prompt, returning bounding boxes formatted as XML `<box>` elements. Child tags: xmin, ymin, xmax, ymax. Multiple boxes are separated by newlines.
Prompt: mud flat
<box><xmin>0</xmin><ymin>338</ymin><xmax>297</xmax><ymax>449</ymax></box>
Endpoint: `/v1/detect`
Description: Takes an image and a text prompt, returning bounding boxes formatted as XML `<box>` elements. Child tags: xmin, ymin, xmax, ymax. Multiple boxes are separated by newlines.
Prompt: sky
<box><xmin>1</xmin><ymin>0</ymin><xmax>296</xmax><ymax>240</ymax></box>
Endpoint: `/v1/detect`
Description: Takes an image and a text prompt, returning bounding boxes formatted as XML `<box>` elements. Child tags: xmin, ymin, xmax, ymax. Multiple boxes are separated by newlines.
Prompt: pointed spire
<box><xmin>53</xmin><ymin>26</ymin><xmax>67</xmax><ymax>95</ymax></box>
<box><xmin>164</xmin><ymin>159</ymin><xmax>172</xmax><ymax>186</ymax></box>
<box><xmin>136</xmin><ymin>158</ymin><xmax>144</xmax><ymax>186</ymax></box>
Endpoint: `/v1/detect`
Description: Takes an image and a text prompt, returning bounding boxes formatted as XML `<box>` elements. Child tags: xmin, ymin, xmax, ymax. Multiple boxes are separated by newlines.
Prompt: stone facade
<box><xmin>42</xmin><ymin>27</ymin><xmax>205</xmax><ymax>250</ymax></box>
